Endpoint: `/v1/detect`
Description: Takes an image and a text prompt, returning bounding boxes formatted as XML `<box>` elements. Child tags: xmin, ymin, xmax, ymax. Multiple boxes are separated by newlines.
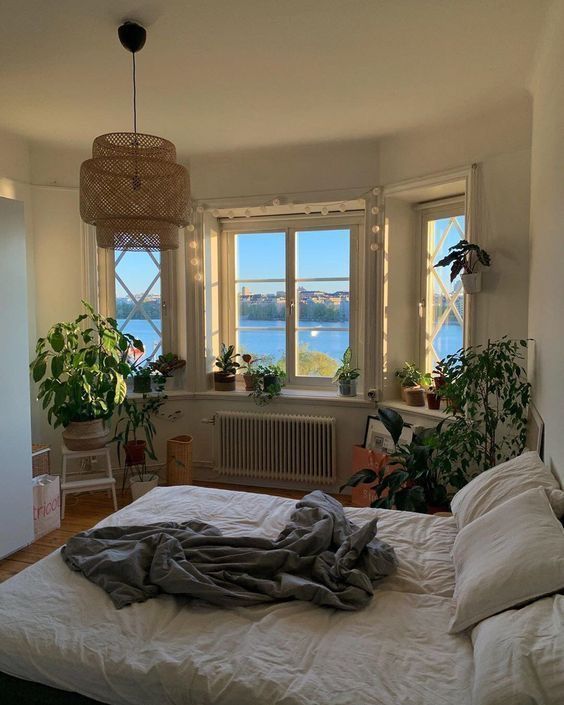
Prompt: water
<box><xmin>119</xmin><ymin>318</ymin><xmax>463</xmax><ymax>369</ymax></box>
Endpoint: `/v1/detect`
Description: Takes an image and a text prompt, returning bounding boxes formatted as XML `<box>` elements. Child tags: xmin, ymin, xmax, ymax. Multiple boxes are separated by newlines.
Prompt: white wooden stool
<box><xmin>60</xmin><ymin>444</ymin><xmax>117</xmax><ymax>519</ymax></box>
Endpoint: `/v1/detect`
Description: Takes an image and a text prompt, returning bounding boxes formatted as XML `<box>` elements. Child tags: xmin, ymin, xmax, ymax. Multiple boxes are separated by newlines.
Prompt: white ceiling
<box><xmin>0</xmin><ymin>0</ymin><xmax>548</xmax><ymax>160</ymax></box>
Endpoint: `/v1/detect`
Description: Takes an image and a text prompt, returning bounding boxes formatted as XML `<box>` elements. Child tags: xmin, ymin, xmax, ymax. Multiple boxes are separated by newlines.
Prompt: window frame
<box><xmin>221</xmin><ymin>214</ymin><xmax>362</xmax><ymax>390</ymax></box>
<box><xmin>97</xmin><ymin>245</ymin><xmax>177</xmax><ymax>360</ymax></box>
<box><xmin>417</xmin><ymin>197</ymin><xmax>467</xmax><ymax>370</ymax></box>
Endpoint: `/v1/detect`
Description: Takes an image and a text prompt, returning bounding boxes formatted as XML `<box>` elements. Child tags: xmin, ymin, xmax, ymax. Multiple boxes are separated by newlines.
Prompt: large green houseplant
<box><xmin>434</xmin><ymin>337</ymin><xmax>531</xmax><ymax>484</ymax></box>
<box><xmin>30</xmin><ymin>301</ymin><xmax>142</xmax><ymax>451</ymax></box>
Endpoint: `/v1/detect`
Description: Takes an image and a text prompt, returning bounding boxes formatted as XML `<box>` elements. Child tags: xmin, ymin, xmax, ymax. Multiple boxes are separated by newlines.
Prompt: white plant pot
<box><xmin>130</xmin><ymin>474</ymin><xmax>159</xmax><ymax>501</ymax></box>
<box><xmin>461</xmin><ymin>272</ymin><xmax>482</xmax><ymax>294</ymax></box>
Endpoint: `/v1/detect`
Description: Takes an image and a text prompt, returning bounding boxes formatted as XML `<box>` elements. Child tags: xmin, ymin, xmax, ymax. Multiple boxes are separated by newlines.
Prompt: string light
<box><xmin>190</xmin><ymin>257</ymin><xmax>199</xmax><ymax>266</ymax></box>
<box><xmin>244</xmin><ymin>209</ymin><xmax>252</xmax><ymax>218</ymax></box>
<box><xmin>189</xmin><ymin>240</ymin><xmax>197</xmax><ymax>249</ymax></box>
<box><xmin>321</xmin><ymin>206</ymin><xmax>329</xmax><ymax>215</ymax></box>
<box><xmin>196</xmin><ymin>205</ymin><xmax>205</xmax><ymax>214</ymax></box>
<box><xmin>194</xmin><ymin>273</ymin><xmax>203</xmax><ymax>282</ymax></box>
<box><xmin>370</xmin><ymin>243</ymin><xmax>379</xmax><ymax>252</ymax></box>
<box><xmin>338</xmin><ymin>203</ymin><xmax>346</xmax><ymax>212</ymax></box>
<box><xmin>371</xmin><ymin>225</ymin><xmax>380</xmax><ymax>234</ymax></box>
<box><xmin>371</xmin><ymin>206</ymin><xmax>380</xmax><ymax>215</ymax></box>
<box><xmin>186</xmin><ymin>223</ymin><xmax>195</xmax><ymax>232</ymax></box>
<box><xmin>272</xmin><ymin>197</ymin><xmax>281</xmax><ymax>206</ymax></box>
<box><xmin>372</xmin><ymin>187</ymin><xmax>378</xmax><ymax>196</ymax></box>
<box><xmin>212</xmin><ymin>209</ymin><xmax>219</xmax><ymax>218</ymax></box>
<box><xmin>227</xmin><ymin>210</ymin><xmax>234</xmax><ymax>219</ymax></box>
<box><xmin>304</xmin><ymin>205</ymin><xmax>312</xmax><ymax>214</ymax></box>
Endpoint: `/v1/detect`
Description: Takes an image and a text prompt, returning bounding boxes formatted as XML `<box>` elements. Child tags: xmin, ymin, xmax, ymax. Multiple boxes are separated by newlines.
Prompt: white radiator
<box><xmin>214</xmin><ymin>411</ymin><xmax>336</xmax><ymax>484</ymax></box>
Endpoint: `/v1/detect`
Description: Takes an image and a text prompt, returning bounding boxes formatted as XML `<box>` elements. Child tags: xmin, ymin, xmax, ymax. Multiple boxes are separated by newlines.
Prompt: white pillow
<box><xmin>450</xmin><ymin>451</ymin><xmax>564</xmax><ymax>529</ymax></box>
<box><xmin>472</xmin><ymin>595</ymin><xmax>564</xmax><ymax>705</ymax></box>
<box><xmin>449</xmin><ymin>486</ymin><xmax>564</xmax><ymax>634</ymax></box>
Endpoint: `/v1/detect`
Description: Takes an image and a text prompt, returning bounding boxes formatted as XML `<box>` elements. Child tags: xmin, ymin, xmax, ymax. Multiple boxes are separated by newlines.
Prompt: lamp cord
<box><xmin>132</xmin><ymin>52</ymin><xmax>137</xmax><ymax>134</ymax></box>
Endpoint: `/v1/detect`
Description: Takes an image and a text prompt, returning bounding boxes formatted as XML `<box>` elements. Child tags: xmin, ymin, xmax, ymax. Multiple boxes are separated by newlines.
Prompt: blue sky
<box><xmin>115</xmin><ymin>228</ymin><xmax>350</xmax><ymax>297</ymax></box>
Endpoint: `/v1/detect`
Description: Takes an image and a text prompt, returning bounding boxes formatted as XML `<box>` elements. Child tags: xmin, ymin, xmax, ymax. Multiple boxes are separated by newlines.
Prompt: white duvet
<box><xmin>0</xmin><ymin>486</ymin><xmax>473</xmax><ymax>705</ymax></box>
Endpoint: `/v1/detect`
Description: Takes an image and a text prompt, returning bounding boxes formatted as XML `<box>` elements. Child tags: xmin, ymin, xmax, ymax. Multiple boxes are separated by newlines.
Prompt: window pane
<box><xmin>296</xmin><ymin>229</ymin><xmax>350</xmax><ymax>279</ymax></box>
<box><xmin>237</xmin><ymin>330</ymin><xmax>286</xmax><ymax>370</ymax></box>
<box><xmin>236</xmin><ymin>232</ymin><xmax>285</xmax><ymax>280</ymax></box>
<box><xmin>237</xmin><ymin>283</ymin><xmax>285</xmax><ymax>327</ymax></box>
<box><xmin>115</xmin><ymin>250</ymin><xmax>162</xmax><ymax>361</ymax></box>
<box><xmin>426</xmin><ymin>214</ymin><xmax>465</xmax><ymax>369</ymax></box>
<box><xmin>296</xmin><ymin>330</ymin><xmax>349</xmax><ymax>377</ymax></box>
<box><xmin>297</xmin><ymin>281</ymin><xmax>350</xmax><ymax>326</ymax></box>
<box><xmin>433</xmin><ymin>307</ymin><xmax>463</xmax><ymax>359</ymax></box>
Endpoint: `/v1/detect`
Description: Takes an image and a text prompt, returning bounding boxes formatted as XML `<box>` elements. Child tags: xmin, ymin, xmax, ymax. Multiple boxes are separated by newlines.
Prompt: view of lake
<box><xmin>119</xmin><ymin>318</ymin><xmax>464</xmax><ymax>369</ymax></box>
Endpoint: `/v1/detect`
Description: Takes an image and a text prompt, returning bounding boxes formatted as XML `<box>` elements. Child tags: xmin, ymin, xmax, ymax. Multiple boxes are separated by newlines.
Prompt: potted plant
<box><xmin>250</xmin><ymin>364</ymin><xmax>285</xmax><ymax>405</ymax></box>
<box><xmin>148</xmin><ymin>353</ymin><xmax>186</xmax><ymax>390</ymax></box>
<box><xmin>30</xmin><ymin>301</ymin><xmax>141</xmax><ymax>451</ymax></box>
<box><xmin>132</xmin><ymin>365</ymin><xmax>152</xmax><ymax>394</ymax></box>
<box><xmin>214</xmin><ymin>344</ymin><xmax>240</xmax><ymax>391</ymax></box>
<box><xmin>425</xmin><ymin>384</ymin><xmax>442</xmax><ymax>411</ymax></box>
<box><xmin>113</xmin><ymin>393</ymin><xmax>165</xmax><ymax>500</ymax></box>
<box><xmin>240</xmin><ymin>354</ymin><xmax>260</xmax><ymax>391</ymax></box>
<box><xmin>341</xmin><ymin>408</ymin><xmax>448</xmax><ymax>513</ymax></box>
<box><xmin>395</xmin><ymin>362</ymin><xmax>425</xmax><ymax>406</ymax></box>
<box><xmin>333</xmin><ymin>347</ymin><xmax>360</xmax><ymax>397</ymax></box>
<box><xmin>434</xmin><ymin>239</ymin><xmax>491</xmax><ymax>294</ymax></box>
<box><xmin>434</xmin><ymin>337</ymin><xmax>531</xmax><ymax>483</ymax></box>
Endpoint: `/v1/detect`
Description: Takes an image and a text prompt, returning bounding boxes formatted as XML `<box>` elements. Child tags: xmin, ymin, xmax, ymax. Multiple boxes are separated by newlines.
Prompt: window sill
<box><xmin>127</xmin><ymin>388</ymin><xmax>373</xmax><ymax>407</ymax></box>
<box><xmin>379</xmin><ymin>399</ymin><xmax>450</xmax><ymax>421</ymax></box>
<box><xmin>194</xmin><ymin>388</ymin><xmax>374</xmax><ymax>408</ymax></box>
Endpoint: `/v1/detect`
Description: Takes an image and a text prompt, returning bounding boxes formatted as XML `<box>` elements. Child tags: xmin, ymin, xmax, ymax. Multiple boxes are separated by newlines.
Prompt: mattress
<box><xmin>0</xmin><ymin>486</ymin><xmax>472</xmax><ymax>705</ymax></box>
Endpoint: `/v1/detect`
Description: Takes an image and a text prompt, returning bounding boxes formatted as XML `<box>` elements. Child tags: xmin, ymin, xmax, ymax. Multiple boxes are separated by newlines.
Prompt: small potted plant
<box><xmin>132</xmin><ymin>365</ymin><xmax>152</xmax><ymax>394</ymax></box>
<box><xmin>113</xmin><ymin>393</ymin><xmax>165</xmax><ymax>500</ymax></box>
<box><xmin>434</xmin><ymin>239</ymin><xmax>491</xmax><ymax>294</ymax></box>
<box><xmin>214</xmin><ymin>344</ymin><xmax>240</xmax><ymax>391</ymax></box>
<box><xmin>250</xmin><ymin>364</ymin><xmax>285</xmax><ymax>405</ymax></box>
<box><xmin>148</xmin><ymin>353</ymin><xmax>186</xmax><ymax>390</ymax></box>
<box><xmin>425</xmin><ymin>382</ymin><xmax>442</xmax><ymax>411</ymax></box>
<box><xmin>30</xmin><ymin>301</ymin><xmax>141</xmax><ymax>451</ymax></box>
<box><xmin>240</xmin><ymin>354</ymin><xmax>260</xmax><ymax>391</ymax></box>
<box><xmin>333</xmin><ymin>347</ymin><xmax>360</xmax><ymax>397</ymax></box>
<box><xmin>395</xmin><ymin>362</ymin><xmax>425</xmax><ymax>406</ymax></box>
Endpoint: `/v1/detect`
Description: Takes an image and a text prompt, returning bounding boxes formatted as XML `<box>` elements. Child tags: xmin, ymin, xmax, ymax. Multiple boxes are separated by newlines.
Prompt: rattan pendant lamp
<box><xmin>80</xmin><ymin>21</ymin><xmax>190</xmax><ymax>251</ymax></box>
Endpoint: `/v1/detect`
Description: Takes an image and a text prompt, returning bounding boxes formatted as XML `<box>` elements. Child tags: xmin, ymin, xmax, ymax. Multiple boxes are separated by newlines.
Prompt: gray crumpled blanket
<box><xmin>61</xmin><ymin>490</ymin><xmax>396</xmax><ymax>611</ymax></box>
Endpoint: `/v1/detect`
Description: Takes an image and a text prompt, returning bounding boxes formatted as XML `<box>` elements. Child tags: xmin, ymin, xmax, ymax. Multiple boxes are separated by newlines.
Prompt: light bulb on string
<box><xmin>371</xmin><ymin>206</ymin><xmax>380</xmax><ymax>215</ymax></box>
<box><xmin>272</xmin><ymin>197</ymin><xmax>281</xmax><ymax>206</ymax></box>
<box><xmin>304</xmin><ymin>205</ymin><xmax>312</xmax><ymax>214</ymax></box>
<box><xmin>228</xmin><ymin>210</ymin><xmax>234</xmax><ymax>219</ymax></box>
<box><xmin>339</xmin><ymin>203</ymin><xmax>346</xmax><ymax>212</ymax></box>
<box><xmin>190</xmin><ymin>257</ymin><xmax>199</xmax><ymax>266</ymax></box>
<box><xmin>189</xmin><ymin>240</ymin><xmax>197</xmax><ymax>249</ymax></box>
<box><xmin>212</xmin><ymin>209</ymin><xmax>219</xmax><ymax>218</ymax></box>
<box><xmin>321</xmin><ymin>206</ymin><xmax>329</xmax><ymax>215</ymax></box>
<box><xmin>194</xmin><ymin>273</ymin><xmax>203</xmax><ymax>282</ymax></box>
<box><xmin>244</xmin><ymin>209</ymin><xmax>251</xmax><ymax>218</ymax></box>
<box><xmin>196</xmin><ymin>205</ymin><xmax>205</xmax><ymax>214</ymax></box>
<box><xmin>370</xmin><ymin>242</ymin><xmax>379</xmax><ymax>252</ymax></box>
<box><xmin>186</xmin><ymin>223</ymin><xmax>195</xmax><ymax>232</ymax></box>
<box><xmin>372</xmin><ymin>225</ymin><xmax>380</xmax><ymax>234</ymax></box>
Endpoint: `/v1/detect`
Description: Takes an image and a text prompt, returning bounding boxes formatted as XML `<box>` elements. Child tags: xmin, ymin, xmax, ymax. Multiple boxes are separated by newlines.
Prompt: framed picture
<box><xmin>363</xmin><ymin>415</ymin><xmax>413</xmax><ymax>453</ymax></box>
<box><xmin>526</xmin><ymin>403</ymin><xmax>544</xmax><ymax>458</ymax></box>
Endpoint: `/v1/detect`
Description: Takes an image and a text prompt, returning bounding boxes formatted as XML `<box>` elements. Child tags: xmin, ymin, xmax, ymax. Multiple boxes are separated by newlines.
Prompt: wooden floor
<box><xmin>0</xmin><ymin>482</ymin><xmax>351</xmax><ymax>583</ymax></box>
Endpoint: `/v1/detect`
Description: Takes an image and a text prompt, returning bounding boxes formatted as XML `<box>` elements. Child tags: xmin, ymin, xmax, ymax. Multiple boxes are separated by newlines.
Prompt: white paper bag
<box><xmin>32</xmin><ymin>474</ymin><xmax>61</xmax><ymax>538</ymax></box>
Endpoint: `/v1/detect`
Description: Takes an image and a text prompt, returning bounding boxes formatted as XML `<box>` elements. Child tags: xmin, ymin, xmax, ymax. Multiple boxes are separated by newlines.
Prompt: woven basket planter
<box><xmin>166</xmin><ymin>435</ymin><xmax>193</xmax><ymax>485</ymax></box>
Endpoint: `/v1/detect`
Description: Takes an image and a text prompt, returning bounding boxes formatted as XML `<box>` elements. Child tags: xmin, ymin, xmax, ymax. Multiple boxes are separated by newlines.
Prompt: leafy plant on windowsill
<box><xmin>433</xmin><ymin>337</ymin><xmax>531</xmax><ymax>483</ymax></box>
<box><xmin>148</xmin><ymin>353</ymin><xmax>186</xmax><ymax>378</ymax></box>
<box><xmin>30</xmin><ymin>300</ymin><xmax>142</xmax><ymax>428</ymax></box>
<box><xmin>395</xmin><ymin>362</ymin><xmax>424</xmax><ymax>388</ymax></box>
<box><xmin>249</xmin><ymin>364</ymin><xmax>286</xmax><ymax>406</ymax></box>
<box><xmin>341</xmin><ymin>408</ymin><xmax>445</xmax><ymax>512</ymax></box>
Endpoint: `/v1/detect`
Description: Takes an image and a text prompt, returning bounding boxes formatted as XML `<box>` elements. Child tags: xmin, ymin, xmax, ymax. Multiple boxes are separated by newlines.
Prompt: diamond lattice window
<box><xmin>425</xmin><ymin>215</ymin><xmax>465</xmax><ymax>370</ymax></box>
<box><xmin>114</xmin><ymin>249</ymin><xmax>162</xmax><ymax>361</ymax></box>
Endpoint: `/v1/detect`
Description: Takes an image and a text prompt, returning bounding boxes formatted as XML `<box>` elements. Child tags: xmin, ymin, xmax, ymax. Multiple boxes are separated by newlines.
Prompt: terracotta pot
<box><xmin>426</xmin><ymin>391</ymin><xmax>441</xmax><ymax>410</ymax></box>
<box><xmin>405</xmin><ymin>387</ymin><xmax>425</xmax><ymax>407</ymax></box>
<box><xmin>125</xmin><ymin>440</ymin><xmax>146</xmax><ymax>465</ymax></box>
<box><xmin>401</xmin><ymin>385</ymin><xmax>419</xmax><ymax>402</ymax></box>
<box><xmin>130</xmin><ymin>474</ymin><xmax>159</xmax><ymax>501</ymax></box>
<box><xmin>62</xmin><ymin>419</ymin><xmax>109</xmax><ymax>451</ymax></box>
<box><xmin>243</xmin><ymin>373</ymin><xmax>255</xmax><ymax>391</ymax></box>
<box><xmin>214</xmin><ymin>371</ymin><xmax>236</xmax><ymax>391</ymax></box>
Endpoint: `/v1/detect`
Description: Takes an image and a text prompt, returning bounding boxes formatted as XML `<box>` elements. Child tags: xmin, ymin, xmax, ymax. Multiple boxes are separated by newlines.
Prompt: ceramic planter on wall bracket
<box><xmin>461</xmin><ymin>271</ymin><xmax>482</xmax><ymax>294</ymax></box>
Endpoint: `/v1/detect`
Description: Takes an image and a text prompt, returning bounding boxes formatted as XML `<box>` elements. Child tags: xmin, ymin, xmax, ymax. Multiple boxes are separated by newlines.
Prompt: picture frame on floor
<box><xmin>363</xmin><ymin>415</ymin><xmax>413</xmax><ymax>453</ymax></box>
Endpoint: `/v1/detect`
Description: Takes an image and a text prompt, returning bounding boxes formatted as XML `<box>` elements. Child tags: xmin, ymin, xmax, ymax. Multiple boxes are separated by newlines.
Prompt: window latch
<box><xmin>418</xmin><ymin>299</ymin><xmax>425</xmax><ymax>318</ymax></box>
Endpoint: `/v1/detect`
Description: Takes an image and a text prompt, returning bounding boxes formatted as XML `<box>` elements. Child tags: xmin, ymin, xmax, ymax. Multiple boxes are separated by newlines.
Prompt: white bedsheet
<box><xmin>0</xmin><ymin>486</ymin><xmax>472</xmax><ymax>705</ymax></box>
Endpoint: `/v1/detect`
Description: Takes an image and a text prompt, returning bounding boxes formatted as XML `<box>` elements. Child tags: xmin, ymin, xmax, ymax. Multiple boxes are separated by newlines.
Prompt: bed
<box><xmin>0</xmin><ymin>485</ymin><xmax>472</xmax><ymax>704</ymax></box>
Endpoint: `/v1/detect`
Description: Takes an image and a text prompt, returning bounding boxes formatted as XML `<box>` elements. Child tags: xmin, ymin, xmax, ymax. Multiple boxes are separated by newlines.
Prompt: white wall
<box><xmin>25</xmin><ymin>98</ymin><xmax>533</xmax><ymax>487</ymax></box>
<box><xmin>528</xmin><ymin>0</ymin><xmax>564</xmax><ymax>483</ymax></box>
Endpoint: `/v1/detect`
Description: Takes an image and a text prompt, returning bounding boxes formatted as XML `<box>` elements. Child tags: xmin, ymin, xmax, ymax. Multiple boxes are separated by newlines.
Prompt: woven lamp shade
<box><xmin>80</xmin><ymin>132</ymin><xmax>191</xmax><ymax>251</ymax></box>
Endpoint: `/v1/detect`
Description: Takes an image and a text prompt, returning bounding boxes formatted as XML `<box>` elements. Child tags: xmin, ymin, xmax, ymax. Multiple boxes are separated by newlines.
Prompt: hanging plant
<box><xmin>434</xmin><ymin>239</ymin><xmax>491</xmax><ymax>293</ymax></box>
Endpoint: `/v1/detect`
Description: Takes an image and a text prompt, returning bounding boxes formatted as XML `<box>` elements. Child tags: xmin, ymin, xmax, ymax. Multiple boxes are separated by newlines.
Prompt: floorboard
<box><xmin>0</xmin><ymin>482</ymin><xmax>351</xmax><ymax>583</ymax></box>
